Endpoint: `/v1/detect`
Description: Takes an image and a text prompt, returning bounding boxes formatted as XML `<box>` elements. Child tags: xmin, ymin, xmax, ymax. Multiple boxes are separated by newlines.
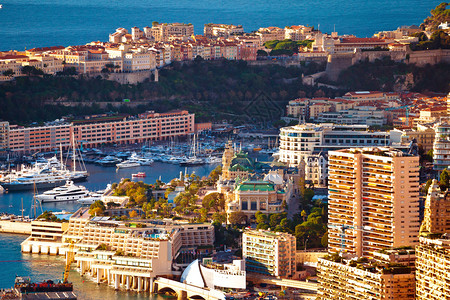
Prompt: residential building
<box><xmin>342</xmin><ymin>91</ymin><xmax>388</xmax><ymax>103</ymax></box>
<box><xmin>109</xmin><ymin>28</ymin><xmax>129</xmax><ymax>43</ymax></box>
<box><xmin>317</xmin><ymin>251</ymin><xmax>415</xmax><ymax>300</ymax></box>
<box><xmin>432</xmin><ymin>118</ymin><xmax>450</xmax><ymax>172</ymax></box>
<box><xmin>284</xmin><ymin>25</ymin><xmax>313</xmax><ymax>41</ymax></box>
<box><xmin>2</xmin><ymin>110</ymin><xmax>195</xmax><ymax>153</ymax></box>
<box><xmin>0</xmin><ymin>121</ymin><xmax>9</xmax><ymax>151</ymax></box>
<box><xmin>416</xmin><ymin>234</ymin><xmax>450</xmax><ymax>300</ymax></box>
<box><xmin>414</xmin><ymin>106</ymin><xmax>447</xmax><ymax>125</ymax></box>
<box><xmin>242</xmin><ymin>229</ymin><xmax>296</xmax><ymax>278</ymax></box>
<box><xmin>390</xmin><ymin>124</ymin><xmax>435</xmax><ymax>152</ymax></box>
<box><xmin>315</xmin><ymin>106</ymin><xmax>386</xmax><ymax>126</ymax></box>
<box><xmin>204</xmin><ymin>24</ymin><xmax>244</xmax><ymax>38</ymax></box>
<box><xmin>278</xmin><ymin>123</ymin><xmax>390</xmax><ymax>167</ymax></box>
<box><xmin>447</xmin><ymin>92</ymin><xmax>450</xmax><ymax>116</ymax></box>
<box><xmin>52</xmin><ymin>208</ymin><xmax>215</xmax><ymax>292</ymax></box>
<box><xmin>123</xmin><ymin>50</ymin><xmax>156</xmax><ymax>72</ymax></box>
<box><xmin>327</xmin><ymin>147</ymin><xmax>420</xmax><ymax>257</ymax></box>
<box><xmin>151</xmin><ymin>22</ymin><xmax>194</xmax><ymax>42</ymax></box>
<box><xmin>419</xmin><ymin>179</ymin><xmax>450</xmax><ymax>235</ymax></box>
<box><xmin>256</xmin><ymin>27</ymin><xmax>285</xmax><ymax>46</ymax></box>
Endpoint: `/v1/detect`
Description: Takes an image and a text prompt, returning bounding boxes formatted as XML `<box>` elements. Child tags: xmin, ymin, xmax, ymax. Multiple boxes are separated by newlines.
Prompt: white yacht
<box><xmin>0</xmin><ymin>156</ymin><xmax>88</xmax><ymax>192</ymax></box>
<box><xmin>77</xmin><ymin>184</ymin><xmax>111</xmax><ymax>205</ymax></box>
<box><xmin>116</xmin><ymin>159</ymin><xmax>141</xmax><ymax>169</ymax></box>
<box><xmin>95</xmin><ymin>156</ymin><xmax>121</xmax><ymax>166</ymax></box>
<box><xmin>36</xmin><ymin>181</ymin><xmax>89</xmax><ymax>203</ymax></box>
<box><xmin>129</xmin><ymin>153</ymin><xmax>153</xmax><ymax>166</ymax></box>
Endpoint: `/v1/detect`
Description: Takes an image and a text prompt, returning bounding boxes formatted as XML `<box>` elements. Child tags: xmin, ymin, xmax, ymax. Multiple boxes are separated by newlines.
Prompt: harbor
<box><xmin>0</xmin><ymin>137</ymin><xmax>284</xmax><ymax>300</ymax></box>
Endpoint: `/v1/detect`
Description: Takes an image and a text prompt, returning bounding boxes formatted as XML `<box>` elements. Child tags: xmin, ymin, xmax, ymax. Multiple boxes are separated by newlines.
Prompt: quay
<box><xmin>0</xmin><ymin>219</ymin><xmax>32</xmax><ymax>235</ymax></box>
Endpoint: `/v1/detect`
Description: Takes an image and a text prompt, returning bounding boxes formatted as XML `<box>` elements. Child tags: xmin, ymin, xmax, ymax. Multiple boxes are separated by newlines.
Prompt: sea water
<box><xmin>0</xmin><ymin>0</ymin><xmax>438</xmax><ymax>51</ymax></box>
<box><xmin>0</xmin><ymin>162</ymin><xmax>217</xmax><ymax>298</ymax></box>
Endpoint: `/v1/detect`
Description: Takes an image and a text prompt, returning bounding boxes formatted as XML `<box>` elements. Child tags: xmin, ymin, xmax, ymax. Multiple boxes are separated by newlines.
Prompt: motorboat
<box><xmin>179</xmin><ymin>156</ymin><xmax>205</xmax><ymax>166</ymax></box>
<box><xmin>116</xmin><ymin>159</ymin><xmax>141</xmax><ymax>169</ymax></box>
<box><xmin>132</xmin><ymin>172</ymin><xmax>146</xmax><ymax>178</ymax></box>
<box><xmin>0</xmin><ymin>159</ymin><xmax>87</xmax><ymax>192</ymax></box>
<box><xmin>36</xmin><ymin>181</ymin><xmax>89</xmax><ymax>203</ymax></box>
<box><xmin>95</xmin><ymin>156</ymin><xmax>121</xmax><ymax>166</ymax></box>
<box><xmin>129</xmin><ymin>153</ymin><xmax>153</xmax><ymax>166</ymax></box>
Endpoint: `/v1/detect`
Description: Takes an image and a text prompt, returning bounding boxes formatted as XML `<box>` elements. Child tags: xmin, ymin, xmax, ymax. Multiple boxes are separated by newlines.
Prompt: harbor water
<box><xmin>0</xmin><ymin>162</ymin><xmax>218</xmax><ymax>298</ymax></box>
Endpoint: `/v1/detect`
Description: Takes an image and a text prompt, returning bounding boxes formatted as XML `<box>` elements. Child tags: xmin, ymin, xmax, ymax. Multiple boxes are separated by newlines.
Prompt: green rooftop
<box><xmin>236</xmin><ymin>181</ymin><xmax>275</xmax><ymax>192</ymax></box>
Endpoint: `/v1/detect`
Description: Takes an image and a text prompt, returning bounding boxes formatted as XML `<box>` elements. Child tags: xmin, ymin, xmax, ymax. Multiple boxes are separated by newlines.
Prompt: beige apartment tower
<box><xmin>327</xmin><ymin>147</ymin><xmax>420</xmax><ymax>257</ymax></box>
<box><xmin>416</xmin><ymin>234</ymin><xmax>450</xmax><ymax>300</ymax></box>
<box><xmin>242</xmin><ymin>230</ymin><xmax>296</xmax><ymax>278</ymax></box>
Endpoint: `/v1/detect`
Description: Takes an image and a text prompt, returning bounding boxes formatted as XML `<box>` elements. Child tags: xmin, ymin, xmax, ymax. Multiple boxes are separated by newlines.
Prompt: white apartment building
<box><xmin>315</xmin><ymin>107</ymin><xmax>386</xmax><ymax>126</ymax></box>
<box><xmin>278</xmin><ymin>123</ymin><xmax>390</xmax><ymax>184</ymax></box>
<box><xmin>433</xmin><ymin>118</ymin><xmax>450</xmax><ymax>173</ymax></box>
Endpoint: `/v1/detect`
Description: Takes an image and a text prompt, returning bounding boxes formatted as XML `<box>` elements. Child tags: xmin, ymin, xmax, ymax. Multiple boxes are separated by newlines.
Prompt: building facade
<box><xmin>317</xmin><ymin>253</ymin><xmax>415</xmax><ymax>300</ymax></box>
<box><xmin>242</xmin><ymin>230</ymin><xmax>296</xmax><ymax>278</ymax></box>
<box><xmin>433</xmin><ymin>118</ymin><xmax>450</xmax><ymax>173</ymax></box>
<box><xmin>327</xmin><ymin>147</ymin><xmax>420</xmax><ymax>257</ymax></box>
<box><xmin>1</xmin><ymin>110</ymin><xmax>195</xmax><ymax>153</ymax></box>
<box><xmin>416</xmin><ymin>234</ymin><xmax>450</xmax><ymax>300</ymax></box>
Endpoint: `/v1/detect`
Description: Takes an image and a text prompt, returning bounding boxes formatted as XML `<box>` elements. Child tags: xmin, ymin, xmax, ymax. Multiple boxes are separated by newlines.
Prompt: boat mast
<box><xmin>72</xmin><ymin>135</ymin><xmax>76</xmax><ymax>172</ymax></box>
<box><xmin>59</xmin><ymin>143</ymin><xmax>64</xmax><ymax>170</ymax></box>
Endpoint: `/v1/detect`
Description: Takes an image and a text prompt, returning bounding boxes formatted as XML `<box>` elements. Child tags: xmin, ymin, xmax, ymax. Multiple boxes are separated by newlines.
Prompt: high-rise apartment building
<box><xmin>317</xmin><ymin>250</ymin><xmax>416</xmax><ymax>300</ymax></box>
<box><xmin>242</xmin><ymin>230</ymin><xmax>296</xmax><ymax>278</ymax></box>
<box><xmin>420</xmin><ymin>179</ymin><xmax>450</xmax><ymax>235</ymax></box>
<box><xmin>432</xmin><ymin>118</ymin><xmax>450</xmax><ymax>173</ymax></box>
<box><xmin>416</xmin><ymin>234</ymin><xmax>450</xmax><ymax>300</ymax></box>
<box><xmin>327</xmin><ymin>147</ymin><xmax>420</xmax><ymax>257</ymax></box>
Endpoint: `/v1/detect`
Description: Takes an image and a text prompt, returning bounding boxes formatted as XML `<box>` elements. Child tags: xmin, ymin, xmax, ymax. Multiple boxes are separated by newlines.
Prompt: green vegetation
<box><xmin>202</xmin><ymin>192</ymin><xmax>225</xmax><ymax>212</ymax></box>
<box><xmin>21</xmin><ymin>66</ymin><xmax>44</xmax><ymax>76</ymax></box>
<box><xmin>0</xmin><ymin>60</ymin><xmax>334</xmax><ymax>125</ymax></box>
<box><xmin>327</xmin><ymin>57</ymin><xmax>450</xmax><ymax>93</ymax></box>
<box><xmin>264</xmin><ymin>39</ymin><xmax>313</xmax><ymax>56</ymax></box>
<box><xmin>421</xmin><ymin>2</ymin><xmax>450</xmax><ymax>31</ymax></box>
<box><xmin>89</xmin><ymin>200</ymin><xmax>106</xmax><ymax>216</ymax></box>
<box><xmin>113</xmin><ymin>179</ymin><xmax>151</xmax><ymax>206</ymax></box>
<box><xmin>411</xmin><ymin>30</ymin><xmax>450</xmax><ymax>51</ymax></box>
<box><xmin>37</xmin><ymin>211</ymin><xmax>66</xmax><ymax>222</ymax></box>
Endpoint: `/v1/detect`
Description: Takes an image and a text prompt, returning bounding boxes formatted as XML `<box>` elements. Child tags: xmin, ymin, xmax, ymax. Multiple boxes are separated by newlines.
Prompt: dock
<box><xmin>0</xmin><ymin>219</ymin><xmax>32</xmax><ymax>235</ymax></box>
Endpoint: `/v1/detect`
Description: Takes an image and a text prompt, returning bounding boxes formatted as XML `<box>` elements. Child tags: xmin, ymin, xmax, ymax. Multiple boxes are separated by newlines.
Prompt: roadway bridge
<box><xmin>246</xmin><ymin>273</ymin><xmax>318</xmax><ymax>292</ymax></box>
<box><xmin>154</xmin><ymin>277</ymin><xmax>225</xmax><ymax>300</ymax></box>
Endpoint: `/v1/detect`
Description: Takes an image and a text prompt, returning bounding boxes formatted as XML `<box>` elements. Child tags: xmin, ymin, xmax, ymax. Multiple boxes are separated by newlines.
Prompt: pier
<box><xmin>0</xmin><ymin>220</ymin><xmax>31</xmax><ymax>235</ymax></box>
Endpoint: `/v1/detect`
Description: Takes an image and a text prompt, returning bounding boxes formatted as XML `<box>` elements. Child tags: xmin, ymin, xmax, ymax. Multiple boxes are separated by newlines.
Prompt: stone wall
<box><xmin>106</xmin><ymin>70</ymin><xmax>155</xmax><ymax>84</ymax></box>
<box><xmin>325</xmin><ymin>49</ymin><xmax>450</xmax><ymax>82</ymax></box>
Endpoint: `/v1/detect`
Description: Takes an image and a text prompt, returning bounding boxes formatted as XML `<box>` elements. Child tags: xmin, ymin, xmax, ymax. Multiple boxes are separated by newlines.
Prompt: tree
<box><xmin>228</xmin><ymin>211</ymin><xmax>247</xmax><ymax>225</ymax></box>
<box><xmin>89</xmin><ymin>200</ymin><xmax>106</xmax><ymax>216</ymax></box>
<box><xmin>202</xmin><ymin>192</ymin><xmax>225</xmax><ymax>211</ymax></box>
<box><xmin>2</xmin><ymin>69</ymin><xmax>14</xmax><ymax>77</ymax></box>
<box><xmin>441</xmin><ymin>169</ymin><xmax>450</xmax><ymax>190</ymax></box>
<box><xmin>212</xmin><ymin>212</ymin><xmax>227</xmax><ymax>223</ymax></box>
<box><xmin>21</xmin><ymin>65</ymin><xmax>44</xmax><ymax>76</ymax></box>
<box><xmin>257</xmin><ymin>50</ymin><xmax>268</xmax><ymax>57</ymax></box>
<box><xmin>129</xmin><ymin>210</ymin><xmax>138</xmax><ymax>218</ymax></box>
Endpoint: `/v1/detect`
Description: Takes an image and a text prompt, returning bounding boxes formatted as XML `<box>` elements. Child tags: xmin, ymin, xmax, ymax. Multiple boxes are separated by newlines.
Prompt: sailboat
<box><xmin>0</xmin><ymin>140</ymin><xmax>88</xmax><ymax>192</ymax></box>
<box><xmin>180</xmin><ymin>134</ymin><xmax>205</xmax><ymax>166</ymax></box>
